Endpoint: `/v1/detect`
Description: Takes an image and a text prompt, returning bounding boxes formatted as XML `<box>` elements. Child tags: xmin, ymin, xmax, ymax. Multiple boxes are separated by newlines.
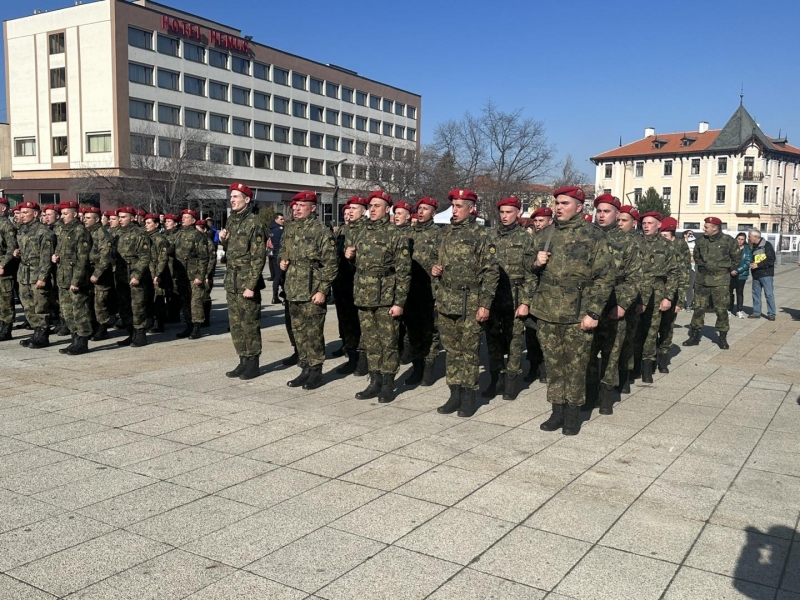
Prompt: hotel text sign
<box><xmin>160</xmin><ymin>15</ymin><xmax>250</xmax><ymax>54</ymax></box>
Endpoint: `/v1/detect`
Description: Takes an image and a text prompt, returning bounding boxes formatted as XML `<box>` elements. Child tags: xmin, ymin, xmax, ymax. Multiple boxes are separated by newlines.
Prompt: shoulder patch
<box><xmin>329</xmin><ymin>238</ymin><xmax>336</xmax><ymax>246</ymax></box>
<box><xmin>489</xmin><ymin>244</ymin><xmax>496</xmax><ymax>254</ymax></box>
<box><xmin>401</xmin><ymin>248</ymin><xmax>409</xmax><ymax>256</ymax></box>
<box><xmin>650</xmin><ymin>255</ymin><xmax>655</xmax><ymax>264</ymax></box>
<box><xmin>83</xmin><ymin>242</ymin><xmax>89</xmax><ymax>247</ymax></box>
<box><xmin>256</xmin><ymin>235</ymin><xmax>263</xmax><ymax>243</ymax></box>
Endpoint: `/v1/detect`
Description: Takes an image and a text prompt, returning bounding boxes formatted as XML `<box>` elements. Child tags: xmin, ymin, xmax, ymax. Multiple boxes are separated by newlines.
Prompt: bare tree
<box><xmin>552</xmin><ymin>154</ymin><xmax>591</xmax><ymax>190</ymax></box>
<box><xmin>771</xmin><ymin>189</ymin><xmax>800</xmax><ymax>233</ymax></box>
<box><xmin>341</xmin><ymin>136</ymin><xmax>420</xmax><ymax>200</ymax></box>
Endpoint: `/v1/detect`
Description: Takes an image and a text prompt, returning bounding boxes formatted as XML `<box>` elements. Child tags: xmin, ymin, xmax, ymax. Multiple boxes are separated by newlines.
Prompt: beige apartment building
<box><xmin>591</xmin><ymin>104</ymin><xmax>800</xmax><ymax>232</ymax></box>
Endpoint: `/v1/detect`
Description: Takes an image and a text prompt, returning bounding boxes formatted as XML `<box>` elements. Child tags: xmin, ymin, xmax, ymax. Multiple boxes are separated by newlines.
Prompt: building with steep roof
<box><xmin>591</xmin><ymin>103</ymin><xmax>800</xmax><ymax>232</ymax></box>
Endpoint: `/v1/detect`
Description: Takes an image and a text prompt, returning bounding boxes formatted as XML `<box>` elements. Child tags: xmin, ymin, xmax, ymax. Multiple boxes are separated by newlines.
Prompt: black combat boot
<box><xmin>91</xmin><ymin>323</ymin><xmax>109</xmax><ymax>341</ymax></box>
<box><xmin>599</xmin><ymin>384</ymin><xmax>616</xmax><ymax>415</ymax></box>
<box><xmin>525</xmin><ymin>361</ymin><xmax>539</xmax><ymax>382</ymax></box>
<box><xmin>378</xmin><ymin>374</ymin><xmax>395</xmax><ymax>403</ymax></box>
<box><xmin>457</xmin><ymin>387</ymin><xmax>478</xmax><ymax>418</ymax></box>
<box><xmin>302</xmin><ymin>365</ymin><xmax>323</xmax><ymax>390</ymax></box>
<box><xmin>538</xmin><ymin>362</ymin><xmax>548</xmax><ymax>384</ymax></box>
<box><xmin>540</xmin><ymin>404</ymin><xmax>564</xmax><ymax>431</ymax></box>
<box><xmin>287</xmin><ymin>366</ymin><xmax>311</xmax><ymax>387</ymax></box>
<box><xmin>202</xmin><ymin>301</ymin><xmax>211</xmax><ymax>327</ymax></box>
<box><xmin>481</xmin><ymin>371</ymin><xmax>502</xmax><ymax>398</ymax></box>
<box><xmin>17</xmin><ymin>318</ymin><xmax>31</xmax><ymax>330</ymax></box>
<box><xmin>405</xmin><ymin>360</ymin><xmax>424</xmax><ymax>386</ymax></box>
<box><xmin>618</xmin><ymin>368</ymin><xmax>631</xmax><ymax>394</ymax></box>
<box><xmin>188</xmin><ymin>324</ymin><xmax>202</xmax><ymax>340</ymax></box>
<box><xmin>117</xmin><ymin>328</ymin><xmax>134</xmax><ymax>347</ymax></box>
<box><xmin>66</xmin><ymin>336</ymin><xmax>89</xmax><ymax>356</ymax></box>
<box><xmin>631</xmin><ymin>356</ymin><xmax>642</xmax><ymax>380</ymax></box>
<box><xmin>336</xmin><ymin>351</ymin><xmax>359</xmax><ymax>375</ymax></box>
<box><xmin>657</xmin><ymin>353</ymin><xmax>670</xmax><ymax>373</ymax></box>
<box><xmin>239</xmin><ymin>355</ymin><xmax>260</xmax><ymax>380</ymax></box>
<box><xmin>147</xmin><ymin>318</ymin><xmax>164</xmax><ymax>334</ymax></box>
<box><xmin>27</xmin><ymin>327</ymin><xmax>50</xmax><ymax>349</ymax></box>
<box><xmin>131</xmin><ymin>329</ymin><xmax>147</xmax><ymax>347</ymax></box>
<box><xmin>583</xmin><ymin>382</ymin><xmax>600</xmax><ymax>412</ymax></box>
<box><xmin>562</xmin><ymin>404</ymin><xmax>581</xmax><ymax>436</ymax></box>
<box><xmin>682</xmin><ymin>329</ymin><xmax>701</xmax><ymax>346</ymax></box>
<box><xmin>59</xmin><ymin>334</ymin><xmax>78</xmax><ymax>354</ymax></box>
<box><xmin>282</xmin><ymin>349</ymin><xmax>299</xmax><ymax>366</ymax></box>
<box><xmin>717</xmin><ymin>331</ymin><xmax>729</xmax><ymax>350</ymax></box>
<box><xmin>354</xmin><ymin>351</ymin><xmax>368</xmax><ymax>376</ymax></box>
<box><xmin>0</xmin><ymin>322</ymin><xmax>12</xmax><ymax>341</ymax></box>
<box><xmin>176</xmin><ymin>322</ymin><xmax>194</xmax><ymax>339</ymax></box>
<box><xmin>421</xmin><ymin>359</ymin><xmax>435</xmax><ymax>386</ymax></box>
<box><xmin>356</xmin><ymin>372</ymin><xmax>382</xmax><ymax>399</ymax></box>
<box><xmin>56</xmin><ymin>320</ymin><xmax>70</xmax><ymax>336</ymax></box>
<box><xmin>226</xmin><ymin>356</ymin><xmax>245</xmax><ymax>378</ymax></box>
<box><xmin>502</xmin><ymin>374</ymin><xmax>520</xmax><ymax>400</ymax></box>
<box><xmin>399</xmin><ymin>345</ymin><xmax>412</xmax><ymax>366</ymax></box>
<box><xmin>641</xmin><ymin>359</ymin><xmax>654</xmax><ymax>384</ymax></box>
<box><xmin>331</xmin><ymin>343</ymin><xmax>346</xmax><ymax>358</ymax></box>
<box><xmin>437</xmin><ymin>385</ymin><xmax>462</xmax><ymax>414</ymax></box>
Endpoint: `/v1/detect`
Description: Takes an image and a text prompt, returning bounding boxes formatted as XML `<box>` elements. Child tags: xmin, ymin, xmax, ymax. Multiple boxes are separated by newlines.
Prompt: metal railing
<box><xmin>737</xmin><ymin>171</ymin><xmax>765</xmax><ymax>183</ymax></box>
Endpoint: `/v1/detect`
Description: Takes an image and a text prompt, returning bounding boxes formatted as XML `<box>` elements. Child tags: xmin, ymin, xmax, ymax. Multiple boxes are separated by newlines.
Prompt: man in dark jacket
<box><xmin>748</xmin><ymin>229</ymin><xmax>776</xmax><ymax>320</ymax></box>
<box><xmin>269</xmin><ymin>214</ymin><xmax>285</xmax><ymax>304</ymax></box>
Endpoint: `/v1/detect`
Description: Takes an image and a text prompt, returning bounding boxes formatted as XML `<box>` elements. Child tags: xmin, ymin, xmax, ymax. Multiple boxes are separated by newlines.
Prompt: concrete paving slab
<box><xmin>183</xmin><ymin>571</ymin><xmax>307</xmax><ymax>600</ymax></box>
<box><xmin>664</xmin><ymin>567</ymin><xmax>778</xmax><ymax>600</ymax></box>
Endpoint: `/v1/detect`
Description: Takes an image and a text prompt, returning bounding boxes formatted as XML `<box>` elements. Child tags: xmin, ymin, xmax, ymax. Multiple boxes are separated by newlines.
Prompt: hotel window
<box><xmin>232</xmin><ymin>56</ymin><xmax>249</xmax><ymax>75</ymax></box>
<box><xmin>793</xmin><ymin>189</ymin><xmax>798</xmax><ymax>207</ymax></box>
<box><xmin>355</xmin><ymin>165</ymin><xmax>367</xmax><ymax>179</ymax></box>
<box><xmin>342</xmin><ymin>87</ymin><xmax>353</xmax><ymax>103</ymax></box>
<box><xmin>129</xmin><ymin>99</ymin><xmax>153</xmax><ymax>120</ymax></box>
<box><xmin>342</xmin><ymin>138</ymin><xmax>353</xmax><ymax>153</ymax></box>
<box><xmin>209</xmin><ymin>49</ymin><xmax>227</xmax><ymax>69</ymax></box>
<box><xmin>771</xmin><ymin>223</ymin><xmax>779</xmax><ymax>233</ymax></box>
<box><xmin>382</xmin><ymin>99</ymin><xmax>393</xmax><ymax>113</ymax></box>
<box><xmin>14</xmin><ymin>138</ymin><xmax>36</xmax><ymax>157</ymax></box>
<box><xmin>341</xmin><ymin>164</ymin><xmax>353</xmax><ymax>178</ymax></box>
<box><xmin>395</xmin><ymin>148</ymin><xmax>405</xmax><ymax>160</ymax></box>
<box><xmin>634</xmin><ymin>188</ymin><xmax>642</xmax><ymax>203</ymax></box>
<box><xmin>254</xmin><ymin>62</ymin><xmax>269</xmax><ymax>80</ymax></box>
<box><xmin>51</xmin><ymin>102</ymin><xmax>67</xmax><ymax>123</ymax></box>
<box><xmin>292</xmin><ymin>101</ymin><xmax>307</xmax><ymax>119</ymax></box>
<box><xmin>765</xmin><ymin>160</ymin><xmax>771</xmax><ymax>175</ymax></box>
<box><xmin>356</xmin><ymin>116</ymin><xmax>367</xmax><ymax>131</ymax></box>
<box><xmin>209</xmin><ymin>145</ymin><xmax>229</xmax><ymax>164</ymax></box>
<box><xmin>407</xmin><ymin>106</ymin><xmax>417</xmax><ymax>119</ymax></box>
<box><xmin>273</xmin><ymin>68</ymin><xmax>289</xmax><ymax>85</ymax></box>
<box><xmin>292</xmin><ymin>129</ymin><xmax>307</xmax><ymax>146</ymax></box>
<box><xmin>604</xmin><ymin>164</ymin><xmax>612</xmax><ymax>178</ymax></box>
<box><xmin>663</xmin><ymin>160</ymin><xmax>673</xmax><ymax>176</ymax></box>
<box><xmin>158</xmin><ymin>138</ymin><xmax>180</xmax><ymax>158</ymax></box>
<box><xmin>292</xmin><ymin>72</ymin><xmax>307</xmax><ymax>90</ymax></box>
<box><xmin>407</xmin><ymin>128</ymin><xmax>416</xmax><ymax>142</ymax></box>
<box><xmin>369</xmin><ymin>119</ymin><xmax>380</xmax><ymax>134</ymax></box>
<box><xmin>369</xmin><ymin>144</ymin><xmax>380</xmax><ymax>158</ymax></box>
<box><xmin>157</xmin><ymin>69</ymin><xmax>180</xmax><ymax>91</ymax></box>
<box><xmin>794</xmin><ymin>164</ymin><xmax>799</xmax><ymax>179</ymax></box>
<box><xmin>49</xmin><ymin>32</ymin><xmax>65</xmax><ymax>55</ymax></box>
<box><xmin>39</xmin><ymin>193</ymin><xmax>60</xmax><ymax>205</ymax></box>
<box><xmin>395</xmin><ymin>126</ymin><xmax>405</xmax><ymax>140</ymax></box>
<box><xmin>184</xmin><ymin>75</ymin><xmax>205</xmax><ymax>96</ymax></box>
<box><xmin>209</xmin><ymin>81</ymin><xmax>228</xmax><ymax>101</ymax></box>
<box><xmin>688</xmin><ymin>186</ymin><xmax>698</xmax><ymax>204</ymax></box>
<box><xmin>86</xmin><ymin>133</ymin><xmax>111</xmax><ymax>153</ymax></box>
<box><xmin>356</xmin><ymin>91</ymin><xmax>367</xmax><ymax>106</ymax></box>
<box><xmin>293</xmin><ymin>157</ymin><xmax>307</xmax><ymax>173</ymax></box>
<box><xmin>184</xmin><ymin>42</ymin><xmax>205</xmax><ymax>63</ymax></box>
<box><xmin>127</xmin><ymin>27</ymin><xmax>151</xmax><ymax>50</ymax></box>
<box><xmin>310</xmin><ymin>78</ymin><xmax>323</xmax><ymax>94</ymax></box>
<box><xmin>395</xmin><ymin>102</ymin><xmax>405</xmax><ymax>117</ymax></box>
<box><xmin>273</xmin><ymin>96</ymin><xmax>289</xmax><ymax>114</ymax></box>
<box><xmin>715</xmin><ymin>185</ymin><xmax>726</xmax><ymax>204</ymax></box>
<box><xmin>185</xmin><ymin>109</ymin><xmax>206</xmax><ymax>129</ymax></box>
<box><xmin>254</xmin><ymin>151</ymin><xmax>270</xmax><ymax>169</ymax></box>
<box><xmin>232</xmin><ymin>87</ymin><xmax>250</xmax><ymax>106</ymax></box>
<box><xmin>157</xmin><ymin>104</ymin><xmax>180</xmax><ymax>125</ymax></box>
<box><xmin>382</xmin><ymin>145</ymin><xmax>393</xmax><ymax>159</ymax></box>
<box><xmin>382</xmin><ymin>122</ymin><xmax>393</xmax><ymax>136</ymax></box>
<box><xmin>274</xmin><ymin>154</ymin><xmax>290</xmax><ymax>170</ymax></box>
<box><xmin>326</xmin><ymin>136</ymin><xmax>338</xmax><ymax>151</ymax></box>
<box><xmin>233</xmin><ymin>148</ymin><xmax>250</xmax><ymax>167</ymax></box>
<box><xmin>50</xmin><ymin>67</ymin><xmax>66</xmax><ymax>89</ymax></box>
<box><xmin>717</xmin><ymin>157</ymin><xmax>727</xmax><ymax>174</ymax></box>
<box><xmin>744</xmin><ymin>185</ymin><xmax>758</xmax><ymax>204</ymax></box>
<box><xmin>310</xmin><ymin>133</ymin><xmax>323</xmax><ymax>149</ymax></box>
<box><xmin>326</xmin><ymin>82</ymin><xmax>338</xmax><ymax>98</ymax></box>
<box><xmin>254</xmin><ymin>92</ymin><xmax>270</xmax><ymax>110</ymax></box>
<box><xmin>634</xmin><ymin>161</ymin><xmax>644</xmax><ymax>177</ymax></box>
<box><xmin>691</xmin><ymin>158</ymin><xmax>700</xmax><ymax>175</ymax></box>
<box><xmin>310</xmin><ymin>159</ymin><xmax>324</xmax><ymax>175</ymax></box>
<box><xmin>156</xmin><ymin>34</ymin><xmax>179</xmax><ymax>57</ymax></box>
<box><xmin>130</xmin><ymin>134</ymin><xmax>154</xmax><ymax>155</ymax></box>
<box><xmin>777</xmin><ymin>187</ymin><xmax>781</xmax><ymax>203</ymax></box>
<box><xmin>342</xmin><ymin>113</ymin><xmax>354</xmax><ymax>129</ymax></box>
<box><xmin>684</xmin><ymin>222</ymin><xmax>700</xmax><ymax>230</ymax></box>
<box><xmin>274</xmin><ymin>126</ymin><xmax>289</xmax><ymax>143</ymax></box>
<box><xmin>310</xmin><ymin>106</ymin><xmax>323</xmax><ymax>122</ymax></box>
<box><xmin>326</xmin><ymin>110</ymin><xmax>339</xmax><ymax>126</ymax></box>
<box><xmin>763</xmin><ymin>186</ymin><xmax>769</xmax><ymax>206</ymax></box>
<box><xmin>254</xmin><ymin>122</ymin><xmax>270</xmax><ymax>140</ymax></box>
<box><xmin>232</xmin><ymin>118</ymin><xmax>250</xmax><ymax>137</ymax></box>
<box><xmin>369</xmin><ymin>95</ymin><xmax>381</xmax><ymax>110</ymax></box>
<box><xmin>209</xmin><ymin>114</ymin><xmax>228</xmax><ymax>133</ymax></box>
<box><xmin>662</xmin><ymin>187</ymin><xmax>671</xmax><ymax>202</ymax></box>
<box><xmin>356</xmin><ymin>141</ymin><xmax>366</xmax><ymax>155</ymax></box>
<box><xmin>186</xmin><ymin>142</ymin><xmax>205</xmax><ymax>161</ymax></box>
<box><xmin>53</xmin><ymin>137</ymin><xmax>68</xmax><ymax>156</ymax></box>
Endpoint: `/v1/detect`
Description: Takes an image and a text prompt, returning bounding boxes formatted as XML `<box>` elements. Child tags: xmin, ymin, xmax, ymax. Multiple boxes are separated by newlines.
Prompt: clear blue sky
<box><xmin>3</xmin><ymin>0</ymin><xmax>800</xmax><ymax>181</ymax></box>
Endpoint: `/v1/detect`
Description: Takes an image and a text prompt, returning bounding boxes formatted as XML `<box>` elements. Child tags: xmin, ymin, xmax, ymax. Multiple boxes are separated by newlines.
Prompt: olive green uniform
<box><xmin>690</xmin><ymin>231</ymin><xmax>739</xmax><ymax>333</ymax></box>
<box><xmin>54</xmin><ymin>219</ymin><xmax>93</xmax><ymax>337</ymax></box>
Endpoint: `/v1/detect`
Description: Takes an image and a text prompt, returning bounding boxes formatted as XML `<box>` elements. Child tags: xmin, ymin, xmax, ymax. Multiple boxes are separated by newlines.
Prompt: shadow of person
<box><xmin>733</xmin><ymin>525</ymin><xmax>795</xmax><ymax>598</ymax></box>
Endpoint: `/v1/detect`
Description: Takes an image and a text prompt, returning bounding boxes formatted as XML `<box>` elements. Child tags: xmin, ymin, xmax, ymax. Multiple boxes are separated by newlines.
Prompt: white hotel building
<box><xmin>3</xmin><ymin>0</ymin><xmax>421</xmax><ymax>218</ymax></box>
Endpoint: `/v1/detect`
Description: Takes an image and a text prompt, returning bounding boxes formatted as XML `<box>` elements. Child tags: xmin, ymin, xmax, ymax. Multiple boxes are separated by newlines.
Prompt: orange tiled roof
<box><xmin>591</xmin><ymin>130</ymin><xmax>721</xmax><ymax>161</ymax></box>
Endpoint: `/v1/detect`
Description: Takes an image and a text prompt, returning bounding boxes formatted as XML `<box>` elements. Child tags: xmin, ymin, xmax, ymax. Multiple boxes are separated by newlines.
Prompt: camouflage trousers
<box><xmin>405</xmin><ymin>296</ymin><xmax>439</xmax><ymax>362</ymax></box>
<box><xmin>177</xmin><ymin>278</ymin><xmax>205</xmax><ymax>324</ymax></box>
<box><xmin>538</xmin><ymin>320</ymin><xmax>593</xmax><ymax>406</ymax></box>
<box><xmin>638</xmin><ymin>292</ymin><xmax>672</xmax><ymax>362</ymax></box>
<box><xmin>485</xmin><ymin>305</ymin><xmax>525</xmax><ymax>376</ymax></box>
<box><xmin>691</xmin><ymin>284</ymin><xmax>730</xmax><ymax>333</ymax></box>
<box><xmin>227</xmin><ymin>290</ymin><xmax>262</xmax><ymax>357</ymax></box>
<box><xmin>284</xmin><ymin>301</ymin><xmax>296</xmax><ymax>348</ymax></box>
<box><xmin>90</xmin><ymin>284</ymin><xmax>114</xmax><ymax>325</ymax></box>
<box><xmin>525</xmin><ymin>326</ymin><xmax>544</xmax><ymax>367</ymax></box>
<box><xmin>620</xmin><ymin>308</ymin><xmax>639</xmax><ymax>371</ymax></box>
<box><xmin>658</xmin><ymin>304</ymin><xmax>680</xmax><ymax>355</ymax></box>
<box><xmin>58</xmin><ymin>286</ymin><xmax>93</xmax><ymax>337</ymax></box>
<box><xmin>0</xmin><ymin>277</ymin><xmax>14</xmax><ymax>324</ymax></box>
<box><xmin>334</xmin><ymin>287</ymin><xmax>360</xmax><ymax>352</ymax></box>
<box><xmin>359</xmin><ymin>307</ymin><xmax>400</xmax><ymax>375</ymax></box>
<box><xmin>438</xmin><ymin>312</ymin><xmax>485</xmax><ymax>390</ymax></box>
<box><xmin>288</xmin><ymin>300</ymin><xmax>327</xmax><ymax>368</ymax></box>
<box><xmin>116</xmin><ymin>278</ymin><xmax>149</xmax><ymax>330</ymax></box>
<box><xmin>18</xmin><ymin>282</ymin><xmax>52</xmax><ymax>329</ymax></box>
<box><xmin>587</xmin><ymin>315</ymin><xmax>625</xmax><ymax>387</ymax></box>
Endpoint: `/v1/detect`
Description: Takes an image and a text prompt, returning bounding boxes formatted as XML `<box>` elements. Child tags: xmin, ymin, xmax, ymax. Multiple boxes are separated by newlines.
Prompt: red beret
<box><xmin>41</xmin><ymin>204</ymin><xmax>57</xmax><ymax>213</ymax></box>
<box><xmin>135</xmin><ymin>209</ymin><xmax>146</xmax><ymax>217</ymax></box>
<box><xmin>367</xmin><ymin>190</ymin><xmax>393</xmax><ymax>206</ymax></box>
<box><xmin>532</xmin><ymin>206</ymin><xmax>553</xmax><ymax>218</ymax></box>
<box><xmin>181</xmin><ymin>209</ymin><xmax>199</xmax><ymax>220</ymax></box>
<box><xmin>291</xmin><ymin>190</ymin><xmax>317</xmax><ymax>203</ymax></box>
<box><xmin>415</xmin><ymin>197</ymin><xmax>438</xmax><ymax>211</ymax></box>
<box><xmin>230</xmin><ymin>182</ymin><xmax>253</xmax><ymax>198</ymax></box>
<box><xmin>641</xmin><ymin>211</ymin><xmax>663</xmax><ymax>221</ymax></box>
<box><xmin>583</xmin><ymin>214</ymin><xmax>594</xmax><ymax>222</ymax></box>
<box><xmin>103</xmin><ymin>209</ymin><xmax>117</xmax><ymax>217</ymax></box>
<box><xmin>83</xmin><ymin>206</ymin><xmax>101</xmax><ymax>215</ymax></box>
<box><xmin>164</xmin><ymin>213</ymin><xmax>179</xmax><ymax>221</ymax></box>
<box><xmin>411</xmin><ymin>213</ymin><xmax>419</xmax><ymax>219</ymax></box>
<box><xmin>660</xmin><ymin>217</ymin><xmax>678</xmax><ymax>232</ymax></box>
<box><xmin>704</xmin><ymin>216</ymin><xmax>723</xmax><ymax>226</ymax></box>
<box><xmin>593</xmin><ymin>193</ymin><xmax>621</xmax><ymax>210</ymax></box>
<box><xmin>496</xmin><ymin>197</ymin><xmax>522</xmax><ymax>210</ymax></box>
<box><xmin>19</xmin><ymin>201</ymin><xmax>41</xmax><ymax>211</ymax></box>
<box><xmin>619</xmin><ymin>206</ymin><xmax>639</xmax><ymax>221</ymax></box>
<box><xmin>394</xmin><ymin>201</ymin><xmax>413</xmax><ymax>213</ymax></box>
<box><xmin>11</xmin><ymin>205</ymin><xmax>21</xmax><ymax>212</ymax></box>
<box><xmin>553</xmin><ymin>186</ymin><xmax>586</xmax><ymax>201</ymax></box>
<box><xmin>196</xmin><ymin>219</ymin><xmax>207</xmax><ymax>226</ymax></box>
<box><xmin>144</xmin><ymin>213</ymin><xmax>159</xmax><ymax>221</ymax></box>
<box><xmin>118</xmin><ymin>206</ymin><xmax>136</xmax><ymax>215</ymax></box>
<box><xmin>345</xmin><ymin>196</ymin><xmax>368</xmax><ymax>207</ymax></box>
<box><xmin>57</xmin><ymin>201</ymin><xmax>79</xmax><ymax>211</ymax></box>
<box><xmin>0</xmin><ymin>197</ymin><xmax>8</xmax><ymax>205</ymax></box>
<box><xmin>447</xmin><ymin>189</ymin><xmax>477</xmax><ymax>202</ymax></box>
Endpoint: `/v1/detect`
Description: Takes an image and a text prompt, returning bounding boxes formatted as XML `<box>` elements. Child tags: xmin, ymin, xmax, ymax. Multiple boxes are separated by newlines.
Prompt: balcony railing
<box><xmin>737</xmin><ymin>171</ymin><xmax>765</xmax><ymax>183</ymax></box>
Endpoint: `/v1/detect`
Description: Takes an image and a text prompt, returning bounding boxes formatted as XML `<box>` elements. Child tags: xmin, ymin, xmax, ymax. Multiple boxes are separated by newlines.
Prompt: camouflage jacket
<box><xmin>278</xmin><ymin>214</ymin><xmax>337</xmax><ymax>302</ymax></box>
<box><xmin>146</xmin><ymin>229</ymin><xmax>170</xmax><ymax>281</ymax></box>
<box><xmin>163</xmin><ymin>227</ymin><xmax>178</xmax><ymax>277</ymax></box>
<box><xmin>54</xmin><ymin>218</ymin><xmax>92</xmax><ymax>289</ymax></box>
<box><xmin>173</xmin><ymin>226</ymin><xmax>210</xmax><ymax>282</ymax></box>
<box><xmin>85</xmin><ymin>222</ymin><xmax>114</xmax><ymax>284</ymax></box>
<box><xmin>334</xmin><ymin>217</ymin><xmax>366</xmax><ymax>292</ymax></box>
<box><xmin>490</xmin><ymin>221</ymin><xmax>535</xmax><ymax>309</ymax></box>
<box><xmin>408</xmin><ymin>218</ymin><xmax>441</xmax><ymax>301</ymax></box>
<box><xmin>694</xmin><ymin>231</ymin><xmax>738</xmax><ymax>287</ymax></box>
<box><xmin>203</xmin><ymin>233</ymin><xmax>217</xmax><ymax>281</ymax></box>
<box><xmin>221</xmin><ymin>205</ymin><xmax>267</xmax><ymax>294</ymax></box>
<box><xmin>528</xmin><ymin>214</ymin><xmax>615</xmax><ymax>324</ymax></box>
<box><xmin>17</xmin><ymin>221</ymin><xmax>55</xmax><ymax>286</ymax></box>
<box><xmin>601</xmin><ymin>224</ymin><xmax>642</xmax><ymax>313</ymax></box>
<box><xmin>0</xmin><ymin>218</ymin><xmax>19</xmax><ymax>277</ymax></box>
<box><xmin>671</xmin><ymin>237</ymin><xmax>692</xmax><ymax>300</ymax></box>
<box><xmin>434</xmin><ymin>216</ymin><xmax>499</xmax><ymax>316</ymax></box>
<box><xmin>639</xmin><ymin>232</ymin><xmax>679</xmax><ymax>303</ymax></box>
<box><xmin>115</xmin><ymin>225</ymin><xmax>151</xmax><ymax>282</ymax></box>
<box><xmin>352</xmin><ymin>215</ymin><xmax>411</xmax><ymax>308</ymax></box>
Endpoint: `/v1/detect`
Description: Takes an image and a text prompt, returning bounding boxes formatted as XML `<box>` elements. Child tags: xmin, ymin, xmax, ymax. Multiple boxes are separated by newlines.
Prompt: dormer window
<box><xmin>652</xmin><ymin>138</ymin><xmax>667</xmax><ymax>149</ymax></box>
<box><xmin>681</xmin><ymin>136</ymin><xmax>697</xmax><ymax>147</ymax></box>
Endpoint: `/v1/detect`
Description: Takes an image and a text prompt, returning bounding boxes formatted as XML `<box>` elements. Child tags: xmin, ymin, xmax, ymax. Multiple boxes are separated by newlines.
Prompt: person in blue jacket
<box><xmin>729</xmin><ymin>232</ymin><xmax>753</xmax><ymax>319</ymax></box>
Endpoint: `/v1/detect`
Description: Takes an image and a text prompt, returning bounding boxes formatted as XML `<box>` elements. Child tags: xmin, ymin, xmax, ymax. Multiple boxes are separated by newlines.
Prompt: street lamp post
<box><xmin>327</xmin><ymin>158</ymin><xmax>348</xmax><ymax>226</ymax></box>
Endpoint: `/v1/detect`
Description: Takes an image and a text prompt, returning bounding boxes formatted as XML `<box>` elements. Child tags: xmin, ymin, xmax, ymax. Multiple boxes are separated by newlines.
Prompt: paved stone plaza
<box><xmin>1</xmin><ymin>265</ymin><xmax>799</xmax><ymax>600</ymax></box>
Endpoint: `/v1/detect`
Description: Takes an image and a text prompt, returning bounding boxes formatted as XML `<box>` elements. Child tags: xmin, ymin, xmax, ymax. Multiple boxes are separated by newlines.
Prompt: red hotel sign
<box><xmin>160</xmin><ymin>15</ymin><xmax>250</xmax><ymax>54</ymax></box>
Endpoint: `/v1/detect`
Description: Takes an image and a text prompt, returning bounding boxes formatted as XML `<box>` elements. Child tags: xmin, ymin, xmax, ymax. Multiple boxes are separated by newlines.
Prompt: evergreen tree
<box><xmin>635</xmin><ymin>187</ymin><xmax>671</xmax><ymax>217</ymax></box>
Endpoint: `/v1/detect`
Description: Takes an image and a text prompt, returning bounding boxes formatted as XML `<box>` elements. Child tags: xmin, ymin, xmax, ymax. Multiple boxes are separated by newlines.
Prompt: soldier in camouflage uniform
<box><xmin>220</xmin><ymin>183</ymin><xmax>267</xmax><ymax>380</ymax></box>
<box><xmin>0</xmin><ymin>197</ymin><xmax>19</xmax><ymax>341</ymax></box>
<box><xmin>404</xmin><ymin>197</ymin><xmax>442</xmax><ymax>387</ymax></box>
<box><xmin>82</xmin><ymin>207</ymin><xmax>114</xmax><ymax>341</ymax></box>
<box><xmin>172</xmin><ymin>209</ymin><xmax>210</xmax><ymax>340</ymax></box>
<box><xmin>42</xmin><ymin>204</ymin><xmax>66</xmax><ymax>335</ymax></box>
<box><xmin>393</xmin><ymin>201</ymin><xmax>414</xmax><ymax>366</ymax></box>
<box><xmin>279</xmin><ymin>190</ymin><xmax>338</xmax><ymax>390</ymax></box>
<box><xmin>525</xmin><ymin>206</ymin><xmax>553</xmax><ymax>383</ymax></box>
<box><xmin>114</xmin><ymin>206</ymin><xmax>151</xmax><ymax>348</ymax></box>
<box><xmin>433</xmin><ymin>188</ymin><xmax>499</xmax><ymax>418</ymax></box>
<box><xmin>483</xmin><ymin>197</ymin><xmax>535</xmax><ymax>401</ymax></box>
<box><xmin>635</xmin><ymin>212</ymin><xmax>680</xmax><ymax>383</ymax></box>
<box><xmin>163</xmin><ymin>214</ymin><xmax>181</xmax><ymax>323</ymax></box>
<box><xmin>333</xmin><ymin>196</ymin><xmax>368</xmax><ymax>375</ymax></box>
<box><xmin>656</xmin><ymin>217</ymin><xmax>690</xmax><ymax>371</ymax></box>
<box><xmin>585</xmin><ymin>195</ymin><xmax>641</xmax><ymax>415</ymax></box>
<box><xmin>615</xmin><ymin>205</ymin><xmax>644</xmax><ymax>394</ymax></box>
<box><xmin>683</xmin><ymin>216</ymin><xmax>739</xmax><ymax>349</ymax></box>
<box><xmin>347</xmin><ymin>190</ymin><xmax>411</xmax><ymax>403</ymax></box>
<box><xmin>196</xmin><ymin>219</ymin><xmax>216</xmax><ymax>327</ymax></box>
<box><xmin>144</xmin><ymin>214</ymin><xmax>171</xmax><ymax>334</ymax></box>
<box><xmin>51</xmin><ymin>201</ymin><xmax>93</xmax><ymax>355</ymax></box>
<box><xmin>526</xmin><ymin>186</ymin><xmax>615</xmax><ymax>436</ymax></box>
<box><xmin>17</xmin><ymin>202</ymin><xmax>56</xmax><ymax>348</ymax></box>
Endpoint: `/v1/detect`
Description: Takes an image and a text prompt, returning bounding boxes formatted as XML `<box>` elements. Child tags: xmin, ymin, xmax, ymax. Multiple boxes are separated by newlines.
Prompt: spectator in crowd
<box><xmin>268</xmin><ymin>213</ymin><xmax>285</xmax><ymax>304</ymax></box>
<box><xmin>729</xmin><ymin>232</ymin><xmax>753</xmax><ymax>319</ymax></box>
<box><xmin>683</xmin><ymin>230</ymin><xmax>697</xmax><ymax>309</ymax></box>
<box><xmin>748</xmin><ymin>229</ymin><xmax>776</xmax><ymax>321</ymax></box>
